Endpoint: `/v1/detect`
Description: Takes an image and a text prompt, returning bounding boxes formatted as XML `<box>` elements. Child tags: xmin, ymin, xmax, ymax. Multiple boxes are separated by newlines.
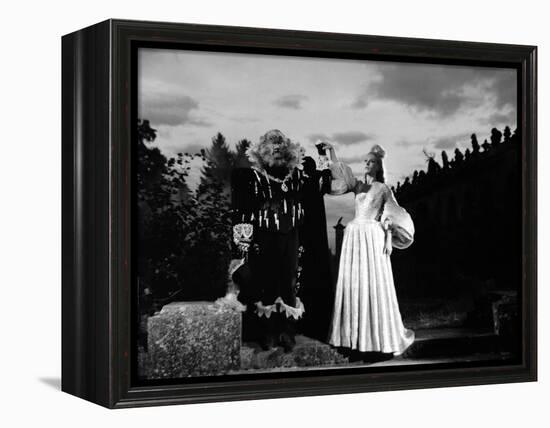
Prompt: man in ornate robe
<box><xmin>231</xmin><ymin>129</ymin><xmax>306</xmax><ymax>352</ymax></box>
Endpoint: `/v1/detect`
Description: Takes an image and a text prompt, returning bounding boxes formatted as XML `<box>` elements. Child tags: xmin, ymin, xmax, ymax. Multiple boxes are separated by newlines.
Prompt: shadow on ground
<box><xmin>38</xmin><ymin>377</ymin><xmax>61</xmax><ymax>390</ymax></box>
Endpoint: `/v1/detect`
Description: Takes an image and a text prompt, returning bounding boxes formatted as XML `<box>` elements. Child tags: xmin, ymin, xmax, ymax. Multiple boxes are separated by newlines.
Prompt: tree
<box><xmin>511</xmin><ymin>128</ymin><xmax>519</xmax><ymax>144</ymax></box>
<box><xmin>454</xmin><ymin>148</ymin><xmax>464</xmax><ymax>164</ymax></box>
<box><xmin>471</xmin><ymin>133</ymin><xmax>480</xmax><ymax>154</ymax></box>
<box><xmin>503</xmin><ymin>126</ymin><xmax>512</xmax><ymax>144</ymax></box>
<box><xmin>136</xmin><ymin>119</ymin><xmax>192</xmax><ymax>302</ymax></box>
<box><xmin>199</xmin><ymin>132</ymin><xmax>233</xmax><ymax>195</ymax></box>
<box><xmin>136</xmin><ymin>123</ymin><xmax>233</xmax><ymax>303</ymax></box>
<box><xmin>427</xmin><ymin>156</ymin><xmax>441</xmax><ymax>176</ymax></box>
<box><xmin>234</xmin><ymin>139</ymin><xmax>252</xmax><ymax>168</ymax></box>
<box><xmin>490</xmin><ymin>128</ymin><xmax>502</xmax><ymax>147</ymax></box>
<box><xmin>185</xmin><ymin>132</ymin><xmax>235</xmax><ymax>300</ymax></box>
<box><xmin>137</xmin><ymin>119</ymin><xmax>163</xmax><ymax>204</ymax></box>
<box><xmin>441</xmin><ymin>151</ymin><xmax>450</xmax><ymax>169</ymax></box>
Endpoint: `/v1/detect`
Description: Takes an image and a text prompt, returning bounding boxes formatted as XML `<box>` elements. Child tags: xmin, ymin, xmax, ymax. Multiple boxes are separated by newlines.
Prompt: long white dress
<box><xmin>327</xmin><ymin>162</ymin><xmax>415</xmax><ymax>355</ymax></box>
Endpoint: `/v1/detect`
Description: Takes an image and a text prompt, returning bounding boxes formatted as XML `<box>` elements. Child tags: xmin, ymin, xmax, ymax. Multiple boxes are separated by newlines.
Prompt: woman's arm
<box><xmin>320</xmin><ymin>143</ymin><xmax>357</xmax><ymax>195</ymax></box>
<box><xmin>324</xmin><ymin>143</ymin><xmax>338</xmax><ymax>163</ymax></box>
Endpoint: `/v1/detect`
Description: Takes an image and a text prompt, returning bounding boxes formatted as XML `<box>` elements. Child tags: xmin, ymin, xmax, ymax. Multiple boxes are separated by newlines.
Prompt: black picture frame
<box><xmin>61</xmin><ymin>19</ymin><xmax>537</xmax><ymax>408</ymax></box>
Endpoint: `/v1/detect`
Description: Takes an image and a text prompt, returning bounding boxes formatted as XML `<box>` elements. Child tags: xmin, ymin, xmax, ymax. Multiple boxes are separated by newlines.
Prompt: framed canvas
<box><xmin>61</xmin><ymin>19</ymin><xmax>537</xmax><ymax>408</ymax></box>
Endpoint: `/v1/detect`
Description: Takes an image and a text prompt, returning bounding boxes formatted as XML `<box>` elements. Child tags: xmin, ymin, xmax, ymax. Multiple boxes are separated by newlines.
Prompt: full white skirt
<box><xmin>328</xmin><ymin>219</ymin><xmax>414</xmax><ymax>355</ymax></box>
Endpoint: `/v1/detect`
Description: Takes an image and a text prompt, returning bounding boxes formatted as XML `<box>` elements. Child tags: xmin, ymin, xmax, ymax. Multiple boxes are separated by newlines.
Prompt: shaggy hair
<box><xmin>246</xmin><ymin>129</ymin><xmax>305</xmax><ymax>170</ymax></box>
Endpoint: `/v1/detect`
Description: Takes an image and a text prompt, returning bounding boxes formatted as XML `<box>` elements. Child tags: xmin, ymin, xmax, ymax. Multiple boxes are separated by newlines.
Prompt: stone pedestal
<box><xmin>146</xmin><ymin>301</ymin><xmax>241</xmax><ymax>379</ymax></box>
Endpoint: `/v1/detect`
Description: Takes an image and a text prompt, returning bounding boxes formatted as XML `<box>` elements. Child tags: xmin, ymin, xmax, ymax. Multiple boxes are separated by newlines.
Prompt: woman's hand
<box><xmin>233</xmin><ymin>223</ymin><xmax>253</xmax><ymax>254</ymax></box>
<box><xmin>383</xmin><ymin>231</ymin><xmax>393</xmax><ymax>256</ymax></box>
<box><xmin>321</xmin><ymin>142</ymin><xmax>334</xmax><ymax>151</ymax></box>
<box><xmin>237</xmin><ymin>241</ymin><xmax>250</xmax><ymax>253</ymax></box>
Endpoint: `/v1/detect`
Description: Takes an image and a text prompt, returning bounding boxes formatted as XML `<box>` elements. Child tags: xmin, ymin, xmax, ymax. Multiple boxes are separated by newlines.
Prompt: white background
<box><xmin>0</xmin><ymin>0</ymin><xmax>546</xmax><ymax>425</ymax></box>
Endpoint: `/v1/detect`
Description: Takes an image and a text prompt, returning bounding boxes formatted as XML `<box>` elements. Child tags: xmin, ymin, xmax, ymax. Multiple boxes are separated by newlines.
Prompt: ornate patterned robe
<box><xmin>231</xmin><ymin>166</ymin><xmax>306</xmax><ymax>319</ymax></box>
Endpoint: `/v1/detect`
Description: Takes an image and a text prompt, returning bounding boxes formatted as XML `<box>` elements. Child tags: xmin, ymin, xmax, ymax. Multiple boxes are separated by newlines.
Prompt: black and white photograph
<box><xmin>1</xmin><ymin>0</ymin><xmax>545</xmax><ymax>422</ymax></box>
<box><xmin>135</xmin><ymin>47</ymin><xmax>522</xmax><ymax>380</ymax></box>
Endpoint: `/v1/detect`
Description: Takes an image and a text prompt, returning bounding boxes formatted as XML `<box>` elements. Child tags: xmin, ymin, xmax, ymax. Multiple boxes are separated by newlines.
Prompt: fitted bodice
<box><xmin>353</xmin><ymin>183</ymin><xmax>387</xmax><ymax>223</ymax></box>
<box><xmin>329</xmin><ymin>160</ymin><xmax>414</xmax><ymax>248</ymax></box>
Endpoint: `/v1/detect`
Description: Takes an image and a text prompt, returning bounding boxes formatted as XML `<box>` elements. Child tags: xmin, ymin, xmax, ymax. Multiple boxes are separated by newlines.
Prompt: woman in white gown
<box><xmin>325</xmin><ymin>143</ymin><xmax>415</xmax><ymax>356</ymax></box>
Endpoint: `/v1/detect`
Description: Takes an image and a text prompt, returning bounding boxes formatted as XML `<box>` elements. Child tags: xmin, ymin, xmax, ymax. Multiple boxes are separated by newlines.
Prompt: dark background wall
<box><xmin>390</xmin><ymin>127</ymin><xmax>521</xmax><ymax>299</ymax></box>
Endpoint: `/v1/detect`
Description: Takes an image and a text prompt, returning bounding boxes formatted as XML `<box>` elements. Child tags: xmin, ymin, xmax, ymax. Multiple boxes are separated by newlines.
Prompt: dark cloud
<box><xmin>338</xmin><ymin>155</ymin><xmax>366</xmax><ymax>164</ymax></box>
<box><xmin>432</xmin><ymin>132</ymin><xmax>471</xmax><ymax>149</ymax></box>
<box><xmin>307</xmin><ymin>133</ymin><xmax>331</xmax><ymax>143</ymax></box>
<box><xmin>480</xmin><ymin>110</ymin><xmax>517</xmax><ymax>127</ymax></box>
<box><xmin>352</xmin><ymin>64</ymin><xmax>472</xmax><ymax>115</ymax></box>
<box><xmin>152</xmin><ymin>140</ymin><xmax>207</xmax><ymax>158</ymax></box>
<box><xmin>139</xmin><ymin>93</ymin><xmax>211</xmax><ymax>127</ymax></box>
<box><xmin>332</xmin><ymin>131</ymin><xmax>375</xmax><ymax>145</ymax></box>
<box><xmin>179</xmin><ymin>143</ymin><xmax>205</xmax><ymax>156</ymax></box>
<box><xmin>351</xmin><ymin>97</ymin><xmax>368</xmax><ymax>109</ymax></box>
<box><xmin>274</xmin><ymin>94</ymin><xmax>309</xmax><ymax>109</ymax></box>
<box><xmin>229</xmin><ymin>115</ymin><xmax>261</xmax><ymax>123</ymax></box>
<box><xmin>393</xmin><ymin>133</ymin><xmax>474</xmax><ymax>151</ymax></box>
<box><xmin>395</xmin><ymin>139</ymin><xmax>423</xmax><ymax>148</ymax></box>
<box><xmin>307</xmin><ymin>131</ymin><xmax>374</xmax><ymax>145</ymax></box>
<box><xmin>352</xmin><ymin>64</ymin><xmax>517</xmax><ymax>118</ymax></box>
<box><xmin>491</xmin><ymin>71</ymin><xmax>517</xmax><ymax>110</ymax></box>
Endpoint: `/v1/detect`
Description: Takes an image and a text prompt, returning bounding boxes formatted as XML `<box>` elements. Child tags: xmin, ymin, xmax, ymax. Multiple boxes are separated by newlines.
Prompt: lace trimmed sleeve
<box><xmin>329</xmin><ymin>161</ymin><xmax>358</xmax><ymax>195</ymax></box>
<box><xmin>381</xmin><ymin>185</ymin><xmax>415</xmax><ymax>249</ymax></box>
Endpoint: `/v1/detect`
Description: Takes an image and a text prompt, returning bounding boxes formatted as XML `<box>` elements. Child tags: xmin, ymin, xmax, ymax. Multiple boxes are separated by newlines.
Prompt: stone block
<box><xmin>146</xmin><ymin>301</ymin><xmax>242</xmax><ymax>379</ymax></box>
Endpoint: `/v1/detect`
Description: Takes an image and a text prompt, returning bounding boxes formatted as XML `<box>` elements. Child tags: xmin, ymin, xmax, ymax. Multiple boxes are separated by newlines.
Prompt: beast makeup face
<box><xmin>270</xmin><ymin>136</ymin><xmax>285</xmax><ymax>166</ymax></box>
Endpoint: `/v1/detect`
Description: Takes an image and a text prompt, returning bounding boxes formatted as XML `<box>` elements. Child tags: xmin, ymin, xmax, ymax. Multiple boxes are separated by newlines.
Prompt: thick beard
<box><xmin>258</xmin><ymin>152</ymin><xmax>290</xmax><ymax>174</ymax></box>
<box><xmin>266</xmin><ymin>164</ymin><xmax>290</xmax><ymax>178</ymax></box>
<box><xmin>270</xmin><ymin>157</ymin><xmax>286</xmax><ymax>167</ymax></box>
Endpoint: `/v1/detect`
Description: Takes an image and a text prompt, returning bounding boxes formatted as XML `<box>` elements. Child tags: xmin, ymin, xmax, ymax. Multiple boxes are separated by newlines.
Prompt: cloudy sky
<box><xmin>138</xmin><ymin>48</ymin><xmax>517</xmax><ymax>251</ymax></box>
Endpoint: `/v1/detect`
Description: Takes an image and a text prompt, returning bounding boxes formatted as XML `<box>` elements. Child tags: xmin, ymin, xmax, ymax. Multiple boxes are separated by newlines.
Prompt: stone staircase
<box><xmin>232</xmin><ymin>291</ymin><xmax>519</xmax><ymax>373</ymax></box>
<box><xmin>231</xmin><ymin>326</ymin><xmax>509</xmax><ymax>374</ymax></box>
<box><xmin>236</xmin><ymin>335</ymin><xmax>348</xmax><ymax>373</ymax></box>
<box><xmin>402</xmin><ymin>327</ymin><xmax>500</xmax><ymax>359</ymax></box>
<box><xmin>140</xmin><ymin>291</ymin><xmax>519</xmax><ymax>378</ymax></box>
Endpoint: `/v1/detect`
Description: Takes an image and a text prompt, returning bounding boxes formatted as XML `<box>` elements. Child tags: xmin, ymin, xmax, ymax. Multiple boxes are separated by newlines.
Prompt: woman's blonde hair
<box><xmin>366</xmin><ymin>144</ymin><xmax>386</xmax><ymax>183</ymax></box>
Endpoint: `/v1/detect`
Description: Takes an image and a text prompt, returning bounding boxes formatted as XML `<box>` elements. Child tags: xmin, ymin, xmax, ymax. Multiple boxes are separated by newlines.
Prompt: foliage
<box><xmin>199</xmin><ymin>132</ymin><xmax>233</xmax><ymax>194</ymax></box>
<box><xmin>137</xmin><ymin>120</ymin><xmax>242</xmax><ymax>305</ymax></box>
<box><xmin>234</xmin><ymin>139</ymin><xmax>252</xmax><ymax>168</ymax></box>
<box><xmin>395</xmin><ymin>126</ymin><xmax>517</xmax><ymax>192</ymax></box>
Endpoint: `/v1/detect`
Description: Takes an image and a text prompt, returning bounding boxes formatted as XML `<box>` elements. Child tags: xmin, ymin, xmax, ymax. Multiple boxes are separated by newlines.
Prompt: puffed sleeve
<box><xmin>329</xmin><ymin>161</ymin><xmax>357</xmax><ymax>195</ymax></box>
<box><xmin>381</xmin><ymin>185</ymin><xmax>414</xmax><ymax>249</ymax></box>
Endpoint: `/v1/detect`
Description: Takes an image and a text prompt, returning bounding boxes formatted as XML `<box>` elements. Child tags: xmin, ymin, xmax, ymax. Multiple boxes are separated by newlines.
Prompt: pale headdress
<box><xmin>366</xmin><ymin>144</ymin><xmax>386</xmax><ymax>183</ymax></box>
